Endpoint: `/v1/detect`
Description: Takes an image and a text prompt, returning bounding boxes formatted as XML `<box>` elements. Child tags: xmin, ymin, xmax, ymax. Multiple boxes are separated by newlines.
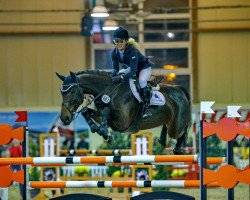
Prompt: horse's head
<box><xmin>56</xmin><ymin>72</ymin><xmax>84</xmax><ymax>125</ymax></box>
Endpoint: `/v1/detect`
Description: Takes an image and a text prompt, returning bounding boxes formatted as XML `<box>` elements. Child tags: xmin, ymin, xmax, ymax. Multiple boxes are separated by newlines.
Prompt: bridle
<box><xmin>61</xmin><ymin>82</ymin><xmax>85</xmax><ymax>120</ymax></box>
<box><xmin>61</xmin><ymin>74</ymin><xmax>125</xmax><ymax>120</ymax></box>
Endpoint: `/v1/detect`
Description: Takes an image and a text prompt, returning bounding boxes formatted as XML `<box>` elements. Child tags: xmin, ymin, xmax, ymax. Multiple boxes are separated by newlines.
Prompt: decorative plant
<box><xmin>99</xmin><ymin>131</ymin><xmax>131</xmax><ymax>149</ymax></box>
<box><xmin>100</xmin><ymin>131</ymin><xmax>131</xmax><ymax>177</ymax></box>
<box><xmin>29</xmin><ymin>167</ymin><xmax>40</xmax><ymax>181</ymax></box>
<box><xmin>74</xmin><ymin>166</ymin><xmax>90</xmax><ymax>177</ymax></box>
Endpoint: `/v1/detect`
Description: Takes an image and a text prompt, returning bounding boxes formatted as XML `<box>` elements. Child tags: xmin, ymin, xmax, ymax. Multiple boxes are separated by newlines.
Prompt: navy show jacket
<box><xmin>111</xmin><ymin>44</ymin><xmax>152</xmax><ymax>80</ymax></box>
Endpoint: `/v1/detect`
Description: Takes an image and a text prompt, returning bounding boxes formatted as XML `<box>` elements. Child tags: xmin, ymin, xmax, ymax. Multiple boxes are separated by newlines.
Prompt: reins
<box><xmin>61</xmin><ymin>72</ymin><xmax>125</xmax><ymax>120</ymax></box>
<box><xmin>75</xmin><ymin>81</ymin><xmax>124</xmax><ymax>116</ymax></box>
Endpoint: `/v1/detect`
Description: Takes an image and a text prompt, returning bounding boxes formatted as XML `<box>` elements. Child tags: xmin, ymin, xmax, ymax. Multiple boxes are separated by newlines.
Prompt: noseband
<box><xmin>61</xmin><ymin>82</ymin><xmax>85</xmax><ymax>119</ymax></box>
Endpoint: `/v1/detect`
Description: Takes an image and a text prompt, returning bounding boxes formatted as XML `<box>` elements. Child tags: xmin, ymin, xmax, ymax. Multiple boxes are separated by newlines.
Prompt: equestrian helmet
<box><xmin>112</xmin><ymin>27</ymin><xmax>129</xmax><ymax>41</ymax></box>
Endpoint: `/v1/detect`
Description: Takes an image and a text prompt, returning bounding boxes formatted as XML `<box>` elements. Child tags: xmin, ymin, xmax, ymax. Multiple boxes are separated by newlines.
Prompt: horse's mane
<box><xmin>75</xmin><ymin>70</ymin><xmax>111</xmax><ymax>77</ymax></box>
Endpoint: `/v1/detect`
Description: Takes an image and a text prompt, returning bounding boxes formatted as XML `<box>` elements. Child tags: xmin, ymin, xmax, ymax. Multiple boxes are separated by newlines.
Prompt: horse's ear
<box><xmin>56</xmin><ymin>72</ymin><xmax>65</xmax><ymax>81</ymax></box>
<box><xmin>70</xmin><ymin>71</ymin><xmax>78</xmax><ymax>82</ymax></box>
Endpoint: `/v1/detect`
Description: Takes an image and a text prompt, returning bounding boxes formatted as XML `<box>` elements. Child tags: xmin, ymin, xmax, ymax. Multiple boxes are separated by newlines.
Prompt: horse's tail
<box><xmin>179</xmin><ymin>86</ymin><xmax>191</xmax><ymax>104</ymax></box>
<box><xmin>179</xmin><ymin>86</ymin><xmax>192</xmax><ymax>128</ymax></box>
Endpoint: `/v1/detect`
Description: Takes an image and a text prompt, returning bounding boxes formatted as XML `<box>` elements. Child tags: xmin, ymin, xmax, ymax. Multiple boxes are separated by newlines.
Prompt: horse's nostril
<box><xmin>65</xmin><ymin>116</ymin><xmax>70</xmax><ymax>124</ymax></box>
<box><xmin>61</xmin><ymin>116</ymin><xmax>69</xmax><ymax>125</ymax></box>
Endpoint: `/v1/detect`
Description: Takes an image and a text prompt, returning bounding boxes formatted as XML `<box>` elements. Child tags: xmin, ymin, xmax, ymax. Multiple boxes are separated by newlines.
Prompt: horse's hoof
<box><xmin>173</xmin><ymin>147</ymin><xmax>184</xmax><ymax>155</ymax></box>
<box><xmin>157</xmin><ymin>138</ymin><xmax>166</xmax><ymax>148</ymax></box>
<box><xmin>107</xmin><ymin>136</ymin><xmax>113</xmax><ymax>144</ymax></box>
<box><xmin>105</xmin><ymin>135</ymin><xmax>113</xmax><ymax>144</ymax></box>
<box><xmin>90</xmin><ymin>124</ymin><xmax>99</xmax><ymax>133</ymax></box>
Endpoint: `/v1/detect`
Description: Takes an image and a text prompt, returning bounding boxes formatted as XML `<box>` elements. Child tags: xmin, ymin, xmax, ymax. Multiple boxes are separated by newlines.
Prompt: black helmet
<box><xmin>112</xmin><ymin>26</ymin><xmax>129</xmax><ymax>41</ymax></box>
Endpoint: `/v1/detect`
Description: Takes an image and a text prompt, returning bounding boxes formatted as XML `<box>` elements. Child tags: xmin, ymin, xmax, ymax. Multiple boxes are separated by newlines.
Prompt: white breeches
<box><xmin>118</xmin><ymin>66</ymin><xmax>152</xmax><ymax>88</ymax></box>
<box><xmin>139</xmin><ymin>67</ymin><xmax>151</xmax><ymax>88</ymax></box>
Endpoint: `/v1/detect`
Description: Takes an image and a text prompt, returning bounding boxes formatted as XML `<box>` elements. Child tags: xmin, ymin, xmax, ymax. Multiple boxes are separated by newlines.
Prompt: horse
<box><xmin>56</xmin><ymin>70</ymin><xmax>192</xmax><ymax>155</ymax></box>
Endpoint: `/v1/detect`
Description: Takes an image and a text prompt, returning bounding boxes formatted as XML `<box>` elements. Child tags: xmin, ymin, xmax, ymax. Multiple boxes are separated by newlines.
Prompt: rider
<box><xmin>110</xmin><ymin>26</ymin><xmax>153</xmax><ymax>119</ymax></box>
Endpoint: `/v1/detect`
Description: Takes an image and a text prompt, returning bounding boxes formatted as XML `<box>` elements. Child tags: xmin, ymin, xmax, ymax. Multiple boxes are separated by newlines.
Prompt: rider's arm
<box><xmin>111</xmin><ymin>49</ymin><xmax>119</xmax><ymax>74</ymax></box>
<box><xmin>123</xmin><ymin>48</ymin><xmax>138</xmax><ymax>80</ymax></box>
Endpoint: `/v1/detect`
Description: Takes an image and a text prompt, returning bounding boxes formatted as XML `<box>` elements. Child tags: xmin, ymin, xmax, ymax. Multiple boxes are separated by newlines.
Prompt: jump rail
<box><xmin>60</xmin><ymin>149</ymin><xmax>132</xmax><ymax>155</ymax></box>
<box><xmin>28</xmin><ymin>180</ymin><xmax>220</xmax><ymax>189</ymax></box>
<box><xmin>59</xmin><ymin>147</ymin><xmax>194</xmax><ymax>156</ymax></box>
<box><xmin>0</xmin><ymin>155</ymin><xmax>226</xmax><ymax>166</ymax></box>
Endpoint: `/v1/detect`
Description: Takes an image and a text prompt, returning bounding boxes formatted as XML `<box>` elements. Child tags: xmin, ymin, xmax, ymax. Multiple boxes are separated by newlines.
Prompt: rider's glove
<box><xmin>112</xmin><ymin>75</ymin><xmax>125</xmax><ymax>84</ymax></box>
<box><xmin>110</xmin><ymin>71</ymin><xmax>118</xmax><ymax>77</ymax></box>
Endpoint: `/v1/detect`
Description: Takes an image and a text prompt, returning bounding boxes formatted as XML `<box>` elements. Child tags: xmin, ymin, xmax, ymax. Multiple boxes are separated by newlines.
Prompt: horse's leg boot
<box><xmin>98</xmin><ymin>107</ymin><xmax>111</xmax><ymax>142</ymax></box>
<box><xmin>141</xmin><ymin>86</ymin><xmax>152</xmax><ymax>119</ymax></box>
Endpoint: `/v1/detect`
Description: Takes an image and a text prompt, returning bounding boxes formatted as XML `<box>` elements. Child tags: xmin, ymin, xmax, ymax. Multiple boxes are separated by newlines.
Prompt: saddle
<box><xmin>117</xmin><ymin>69</ymin><xmax>165</xmax><ymax>106</ymax></box>
<box><xmin>129</xmin><ymin>78</ymin><xmax>165</xmax><ymax>106</ymax></box>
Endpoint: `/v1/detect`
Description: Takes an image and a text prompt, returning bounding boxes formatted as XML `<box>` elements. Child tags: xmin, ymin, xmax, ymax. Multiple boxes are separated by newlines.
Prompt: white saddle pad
<box><xmin>129</xmin><ymin>79</ymin><xmax>165</xmax><ymax>106</ymax></box>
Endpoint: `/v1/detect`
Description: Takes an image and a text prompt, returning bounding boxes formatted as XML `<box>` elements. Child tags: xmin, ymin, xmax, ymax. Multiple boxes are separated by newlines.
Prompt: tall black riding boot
<box><xmin>141</xmin><ymin>86</ymin><xmax>152</xmax><ymax>119</ymax></box>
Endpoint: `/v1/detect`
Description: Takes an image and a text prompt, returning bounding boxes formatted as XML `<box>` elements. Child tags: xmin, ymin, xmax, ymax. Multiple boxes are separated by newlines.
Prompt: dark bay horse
<box><xmin>56</xmin><ymin>70</ymin><xmax>192</xmax><ymax>154</ymax></box>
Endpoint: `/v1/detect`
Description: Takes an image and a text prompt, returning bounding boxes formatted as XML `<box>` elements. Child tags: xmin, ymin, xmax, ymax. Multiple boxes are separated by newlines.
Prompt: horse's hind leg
<box><xmin>158</xmin><ymin>125</ymin><xmax>167</xmax><ymax>148</ymax></box>
<box><xmin>173</xmin><ymin>129</ymin><xmax>187</xmax><ymax>155</ymax></box>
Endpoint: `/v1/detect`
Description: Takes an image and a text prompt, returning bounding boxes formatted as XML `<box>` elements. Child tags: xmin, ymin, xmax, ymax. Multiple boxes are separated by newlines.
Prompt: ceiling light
<box><xmin>167</xmin><ymin>32</ymin><xmax>175</xmax><ymax>39</ymax></box>
<box><xmin>91</xmin><ymin>5</ymin><xmax>109</xmax><ymax>18</ymax></box>
<box><xmin>102</xmin><ymin>19</ymin><xmax>118</xmax><ymax>31</ymax></box>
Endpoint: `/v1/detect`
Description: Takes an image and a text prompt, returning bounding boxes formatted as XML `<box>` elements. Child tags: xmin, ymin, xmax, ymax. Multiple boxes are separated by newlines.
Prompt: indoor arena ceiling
<box><xmin>98</xmin><ymin>0</ymin><xmax>189</xmax><ymax>19</ymax></box>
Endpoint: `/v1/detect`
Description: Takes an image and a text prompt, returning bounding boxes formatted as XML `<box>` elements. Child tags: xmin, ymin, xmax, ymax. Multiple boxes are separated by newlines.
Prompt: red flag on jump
<box><xmin>15</xmin><ymin>111</ymin><xmax>27</xmax><ymax>122</ymax></box>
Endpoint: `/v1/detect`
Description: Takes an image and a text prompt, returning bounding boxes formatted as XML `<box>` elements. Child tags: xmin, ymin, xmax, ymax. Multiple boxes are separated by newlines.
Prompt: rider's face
<box><xmin>113</xmin><ymin>39</ymin><xmax>127</xmax><ymax>51</ymax></box>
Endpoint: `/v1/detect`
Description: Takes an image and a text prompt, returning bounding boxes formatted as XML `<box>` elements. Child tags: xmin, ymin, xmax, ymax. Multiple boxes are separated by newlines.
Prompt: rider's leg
<box><xmin>139</xmin><ymin>67</ymin><xmax>152</xmax><ymax>119</ymax></box>
<box><xmin>141</xmin><ymin>86</ymin><xmax>152</xmax><ymax>119</ymax></box>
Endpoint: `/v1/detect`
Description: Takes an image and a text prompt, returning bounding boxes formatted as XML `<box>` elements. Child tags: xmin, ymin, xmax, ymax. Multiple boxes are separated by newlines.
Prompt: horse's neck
<box><xmin>79</xmin><ymin>74</ymin><xmax>110</xmax><ymax>95</ymax></box>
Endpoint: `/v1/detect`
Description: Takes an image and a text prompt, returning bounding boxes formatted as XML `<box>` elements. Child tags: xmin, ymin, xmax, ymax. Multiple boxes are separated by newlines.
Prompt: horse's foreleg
<box><xmin>99</xmin><ymin>107</ymin><xmax>112</xmax><ymax>144</ymax></box>
<box><xmin>81</xmin><ymin>107</ymin><xmax>112</xmax><ymax>144</ymax></box>
<box><xmin>158</xmin><ymin>125</ymin><xmax>167</xmax><ymax>148</ymax></box>
<box><xmin>81</xmin><ymin>108</ymin><xmax>100</xmax><ymax>133</ymax></box>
